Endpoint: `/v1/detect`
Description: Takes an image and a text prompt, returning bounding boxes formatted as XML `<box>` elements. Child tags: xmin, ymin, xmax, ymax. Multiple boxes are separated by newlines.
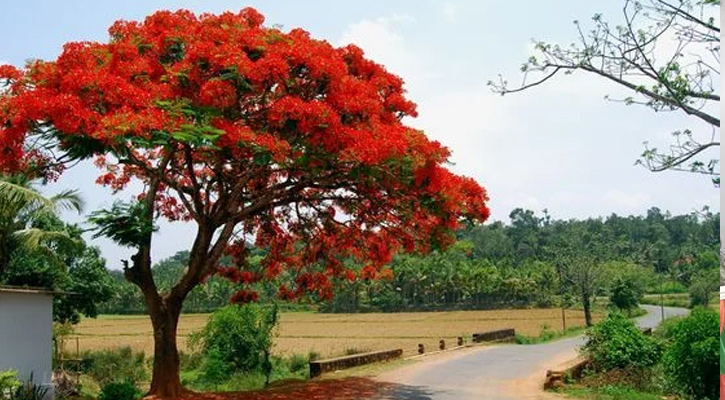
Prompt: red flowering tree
<box><xmin>0</xmin><ymin>8</ymin><xmax>489</xmax><ymax>398</ymax></box>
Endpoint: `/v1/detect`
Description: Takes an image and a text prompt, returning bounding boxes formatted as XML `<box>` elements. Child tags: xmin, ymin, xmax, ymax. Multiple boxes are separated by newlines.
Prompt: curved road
<box><xmin>374</xmin><ymin>305</ymin><xmax>689</xmax><ymax>400</ymax></box>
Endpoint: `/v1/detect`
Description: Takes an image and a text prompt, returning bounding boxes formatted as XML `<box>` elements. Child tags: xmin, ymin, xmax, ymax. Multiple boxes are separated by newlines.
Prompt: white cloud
<box><xmin>603</xmin><ymin>190</ymin><xmax>651</xmax><ymax>209</ymax></box>
<box><xmin>443</xmin><ymin>3</ymin><xmax>458</xmax><ymax>23</ymax></box>
<box><xmin>338</xmin><ymin>14</ymin><xmax>435</xmax><ymax>90</ymax></box>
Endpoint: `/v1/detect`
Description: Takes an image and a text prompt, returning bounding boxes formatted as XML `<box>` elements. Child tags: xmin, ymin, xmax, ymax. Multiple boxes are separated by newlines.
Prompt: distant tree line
<box><xmin>98</xmin><ymin>206</ymin><xmax>720</xmax><ymax>319</ymax></box>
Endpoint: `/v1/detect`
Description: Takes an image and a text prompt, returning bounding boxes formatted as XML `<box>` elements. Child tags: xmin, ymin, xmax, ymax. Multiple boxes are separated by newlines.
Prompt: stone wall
<box><xmin>309</xmin><ymin>348</ymin><xmax>403</xmax><ymax>377</ymax></box>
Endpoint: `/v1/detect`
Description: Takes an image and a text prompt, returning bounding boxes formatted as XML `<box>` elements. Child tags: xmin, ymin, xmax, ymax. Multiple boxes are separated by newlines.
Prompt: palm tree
<box><xmin>0</xmin><ymin>175</ymin><xmax>84</xmax><ymax>278</ymax></box>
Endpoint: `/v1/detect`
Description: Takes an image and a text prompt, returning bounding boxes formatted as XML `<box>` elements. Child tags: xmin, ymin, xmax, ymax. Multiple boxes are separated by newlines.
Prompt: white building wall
<box><xmin>0</xmin><ymin>291</ymin><xmax>54</xmax><ymax>400</ymax></box>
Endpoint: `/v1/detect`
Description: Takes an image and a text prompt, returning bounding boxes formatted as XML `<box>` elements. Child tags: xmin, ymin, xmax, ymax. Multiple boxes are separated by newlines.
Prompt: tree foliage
<box><xmin>610</xmin><ymin>277</ymin><xmax>643</xmax><ymax>312</ymax></box>
<box><xmin>0</xmin><ymin>175</ymin><xmax>112</xmax><ymax>323</ymax></box>
<box><xmin>490</xmin><ymin>0</ymin><xmax>720</xmax><ymax>184</ymax></box>
<box><xmin>0</xmin><ymin>6</ymin><xmax>488</xmax><ymax>306</ymax></box>
<box><xmin>0</xmin><ymin>175</ymin><xmax>83</xmax><ymax>276</ymax></box>
<box><xmin>97</xmin><ymin>206</ymin><xmax>719</xmax><ymax>315</ymax></box>
<box><xmin>0</xmin><ymin>8</ymin><xmax>489</xmax><ymax>395</ymax></box>
<box><xmin>661</xmin><ymin>307</ymin><xmax>719</xmax><ymax>400</ymax></box>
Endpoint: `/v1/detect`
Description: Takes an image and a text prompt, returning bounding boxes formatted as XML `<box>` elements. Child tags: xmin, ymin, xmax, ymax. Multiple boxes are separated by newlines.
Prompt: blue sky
<box><xmin>0</xmin><ymin>1</ymin><xmax>719</xmax><ymax>268</ymax></box>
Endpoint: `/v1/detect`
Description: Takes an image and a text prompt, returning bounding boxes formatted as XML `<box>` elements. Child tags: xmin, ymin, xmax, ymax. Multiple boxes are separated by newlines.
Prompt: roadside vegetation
<box><xmin>22</xmin><ymin>205</ymin><xmax>719</xmax><ymax>399</ymax></box>
<box><xmin>555</xmin><ymin>308</ymin><xmax>718</xmax><ymax>400</ymax></box>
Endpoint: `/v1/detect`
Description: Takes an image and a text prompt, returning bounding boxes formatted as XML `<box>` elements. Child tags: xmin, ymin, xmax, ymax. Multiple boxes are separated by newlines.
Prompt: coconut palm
<box><xmin>0</xmin><ymin>175</ymin><xmax>84</xmax><ymax>277</ymax></box>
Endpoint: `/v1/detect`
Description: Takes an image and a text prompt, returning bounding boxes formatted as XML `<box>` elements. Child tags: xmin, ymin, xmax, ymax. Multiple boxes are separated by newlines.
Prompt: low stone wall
<box><xmin>309</xmin><ymin>348</ymin><xmax>403</xmax><ymax>378</ymax></box>
<box><xmin>472</xmin><ymin>328</ymin><xmax>515</xmax><ymax>343</ymax></box>
<box><xmin>543</xmin><ymin>355</ymin><xmax>591</xmax><ymax>390</ymax></box>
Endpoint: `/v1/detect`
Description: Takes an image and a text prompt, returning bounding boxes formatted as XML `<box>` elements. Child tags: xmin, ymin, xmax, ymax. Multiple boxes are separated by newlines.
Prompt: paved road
<box><xmin>375</xmin><ymin>305</ymin><xmax>689</xmax><ymax>400</ymax></box>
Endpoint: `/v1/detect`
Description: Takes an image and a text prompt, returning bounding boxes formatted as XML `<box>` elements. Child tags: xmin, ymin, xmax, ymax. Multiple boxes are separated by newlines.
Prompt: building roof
<box><xmin>0</xmin><ymin>285</ymin><xmax>72</xmax><ymax>295</ymax></box>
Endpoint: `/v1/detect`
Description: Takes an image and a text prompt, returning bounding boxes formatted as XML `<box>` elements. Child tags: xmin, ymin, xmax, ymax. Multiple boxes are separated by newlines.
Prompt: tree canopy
<box><xmin>0</xmin><ymin>8</ymin><xmax>489</xmax><ymax>397</ymax></box>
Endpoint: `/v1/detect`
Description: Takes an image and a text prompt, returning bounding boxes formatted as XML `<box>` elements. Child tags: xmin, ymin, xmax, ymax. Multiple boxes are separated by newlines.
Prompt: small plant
<box><xmin>97</xmin><ymin>381</ymin><xmax>142</xmax><ymax>400</ymax></box>
<box><xmin>13</xmin><ymin>373</ymin><xmax>49</xmax><ymax>400</ymax></box>
<box><xmin>343</xmin><ymin>347</ymin><xmax>369</xmax><ymax>356</ymax></box>
<box><xmin>288</xmin><ymin>354</ymin><xmax>309</xmax><ymax>374</ymax></box>
<box><xmin>538</xmin><ymin>324</ymin><xmax>557</xmax><ymax>342</ymax></box>
<box><xmin>307</xmin><ymin>351</ymin><xmax>321</xmax><ymax>362</ymax></box>
<box><xmin>0</xmin><ymin>370</ymin><xmax>21</xmax><ymax>399</ymax></box>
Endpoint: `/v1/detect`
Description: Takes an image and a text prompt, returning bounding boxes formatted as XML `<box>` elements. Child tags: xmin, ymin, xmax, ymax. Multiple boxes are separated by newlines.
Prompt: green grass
<box><xmin>556</xmin><ymin>384</ymin><xmax>662</xmax><ymax>400</ymax></box>
<box><xmin>515</xmin><ymin>325</ymin><xmax>586</xmax><ymax>344</ymax></box>
<box><xmin>180</xmin><ymin>353</ymin><xmax>311</xmax><ymax>393</ymax></box>
<box><xmin>641</xmin><ymin>293</ymin><xmax>718</xmax><ymax>309</ymax></box>
<box><xmin>640</xmin><ymin>293</ymin><xmax>690</xmax><ymax>308</ymax></box>
<box><xmin>514</xmin><ymin>306</ymin><xmax>646</xmax><ymax>345</ymax></box>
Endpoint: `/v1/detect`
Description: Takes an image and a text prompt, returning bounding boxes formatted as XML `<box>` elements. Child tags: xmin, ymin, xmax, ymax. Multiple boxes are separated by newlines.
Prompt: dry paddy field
<box><xmin>65</xmin><ymin>308</ymin><xmax>597</xmax><ymax>359</ymax></box>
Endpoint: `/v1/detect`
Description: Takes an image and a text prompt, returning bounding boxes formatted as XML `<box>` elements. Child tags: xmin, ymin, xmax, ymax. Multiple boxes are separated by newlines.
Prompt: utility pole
<box><xmin>660</xmin><ymin>278</ymin><xmax>665</xmax><ymax>323</ymax></box>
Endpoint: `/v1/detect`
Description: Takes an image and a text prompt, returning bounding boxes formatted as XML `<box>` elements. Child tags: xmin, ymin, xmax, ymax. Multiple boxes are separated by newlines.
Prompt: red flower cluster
<box><xmin>0</xmin><ymin>7</ymin><xmax>490</xmax><ymax>302</ymax></box>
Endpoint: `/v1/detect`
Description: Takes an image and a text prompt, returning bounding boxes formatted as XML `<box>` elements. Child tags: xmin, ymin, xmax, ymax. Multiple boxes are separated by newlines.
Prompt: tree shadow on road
<box><xmin>150</xmin><ymin>377</ymin><xmax>437</xmax><ymax>400</ymax></box>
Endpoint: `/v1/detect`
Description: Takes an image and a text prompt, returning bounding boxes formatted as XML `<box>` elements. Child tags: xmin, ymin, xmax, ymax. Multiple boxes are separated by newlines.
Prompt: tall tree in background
<box><xmin>0</xmin><ymin>9</ymin><xmax>489</xmax><ymax>397</ymax></box>
<box><xmin>490</xmin><ymin>0</ymin><xmax>720</xmax><ymax>185</ymax></box>
<box><xmin>550</xmin><ymin>221</ymin><xmax>611</xmax><ymax>326</ymax></box>
<box><xmin>0</xmin><ymin>176</ymin><xmax>112</xmax><ymax>323</ymax></box>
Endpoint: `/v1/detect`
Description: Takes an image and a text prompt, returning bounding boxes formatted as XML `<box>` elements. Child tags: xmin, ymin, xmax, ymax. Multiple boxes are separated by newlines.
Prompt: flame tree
<box><xmin>0</xmin><ymin>9</ymin><xmax>489</xmax><ymax>398</ymax></box>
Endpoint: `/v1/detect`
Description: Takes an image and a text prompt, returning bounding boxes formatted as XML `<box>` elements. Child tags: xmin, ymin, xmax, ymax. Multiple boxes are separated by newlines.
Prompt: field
<box><xmin>62</xmin><ymin>308</ymin><xmax>598</xmax><ymax>359</ymax></box>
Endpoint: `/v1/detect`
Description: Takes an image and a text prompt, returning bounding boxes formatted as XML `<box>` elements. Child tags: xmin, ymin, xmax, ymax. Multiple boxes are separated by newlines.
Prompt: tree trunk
<box><xmin>0</xmin><ymin>236</ymin><xmax>10</xmax><ymax>279</ymax></box>
<box><xmin>148</xmin><ymin>298</ymin><xmax>183</xmax><ymax>398</ymax></box>
<box><xmin>582</xmin><ymin>291</ymin><xmax>592</xmax><ymax>327</ymax></box>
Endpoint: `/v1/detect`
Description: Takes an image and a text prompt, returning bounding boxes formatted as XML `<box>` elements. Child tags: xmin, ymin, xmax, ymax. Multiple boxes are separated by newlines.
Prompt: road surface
<box><xmin>374</xmin><ymin>304</ymin><xmax>689</xmax><ymax>400</ymax></box>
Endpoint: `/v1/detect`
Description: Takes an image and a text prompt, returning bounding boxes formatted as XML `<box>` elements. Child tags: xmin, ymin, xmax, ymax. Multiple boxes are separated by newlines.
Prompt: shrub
<box><xmin>582</xmin><ymin>312</ymin><xmax>662</xmax><ymax>372</ymax></box>
<box><xmin>198</xmin><ymin>347</ymin><xmax>234</xmax><ymax>382</ymax></box>
<box><xmin>307</xmin><ymin>351</ymin><xmax>321</xmax><ymax>361</ymax></box>
<box><xmin>609</xmin><ymin>277</ymin><xmax>641</xmax><ymax>311</ymax></box>
<box><xmin>97</xmin><ymin>381</ymin><xmax>142</xmax><ymax>400</ymax></box>
<box><xmin>0</xmin><ymin>370</ymin><xmax>21</xmax><ymax>399</ymax></box>
<box><xmin>288</xmin><ymin>354</ymin><xmax>309</xmax><ymax>374</ymax></box>
<box><xmin>688</xmin><ymin>270</ymin><xmax>717</xmax><ymax>308</ymax></box>
<box><xmin>190</xmin><ymin>303</ymin><xmax>279</xmax><ymax>379</ymax></box>
<box><xmin>654</xmin><ymin>315</ymin><xmax>686</xmax><ymax>341</ymax></box>
<box><xmin>81</xmin><ymin>347</ymin><xmax>148</xmax><ymax>386</ymax></box>
<box><xmin>12</xmin><ymin>373</ymin><xmax>49</xmax><ymax>400</ymax></box>
<box><xmin>343</xmin><ymin>347</ymin><xmax>369</xmax><ymax>356</ymax></box>
<box><xmin>662</xmin><ymin>308</ymin><xmax>718</xmax><ymax>400</ymax></box>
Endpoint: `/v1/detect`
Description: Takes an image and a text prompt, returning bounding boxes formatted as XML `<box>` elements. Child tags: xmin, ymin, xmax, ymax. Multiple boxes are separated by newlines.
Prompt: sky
<box><xmin>0</xmin><ymin>0</ymin><xmax>720</xmax><ymax>269</ymax></box>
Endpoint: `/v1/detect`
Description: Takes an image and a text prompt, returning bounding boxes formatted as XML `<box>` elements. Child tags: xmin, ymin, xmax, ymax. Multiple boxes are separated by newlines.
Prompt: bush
<box><xmin>11</xmin><ymin>373</ymin><xmax>49</xmax><ymax>400</ymax></box>
<box><xmin>609</xmin><ymin>277</ymin><xmax>641</xmax><ymax>311</ymax></box>
<box><xmin>81</xmin><ymin>347</ymin><xmax>148</xmax><ymax>386</ymax></box>
<box><xmin>97</xmin><ymin>381</ymin><xmax>142</xmax><ymax>400</ymax></box>
<box><xmin>288</xmin><ymin>354</ymin><xmax>309</xmax><ymax>374</ymax></box>
<box><xmin>688</xmin><ymin>270</ymin><xmax>717</xmax><ymax>308</ymax></box>
<box><xmin>198</xmin><ymin>347</ymin><xmax>233</xmax><ymax>382</ymax></box>
<box><xmin>307</xmin><ymin>351</ymin><xmax>321</xmax><ymax>361</ymax></box>
<box><xmin>190</xmin><ymin>303</ymin><xmax>279</xmax><ymax>381</ymax></box>
<box><xmin>582</xmin><ymin>312</ymin><xmax>662</xmax><ymax>372</ymax></box>
<box><xmin>661</xmin><ymin>307</ymin><xmax>718</xmax><ymax>400</ymax></box>
<box><xmin>654</xmin><ymin>315</ymin><xmax>686</xmax><ymax>341</ymax></box>
<box><xmin>0</xmin><ymin>370</ymin><xmax>21</xmax><ymax>399</ymax></box>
